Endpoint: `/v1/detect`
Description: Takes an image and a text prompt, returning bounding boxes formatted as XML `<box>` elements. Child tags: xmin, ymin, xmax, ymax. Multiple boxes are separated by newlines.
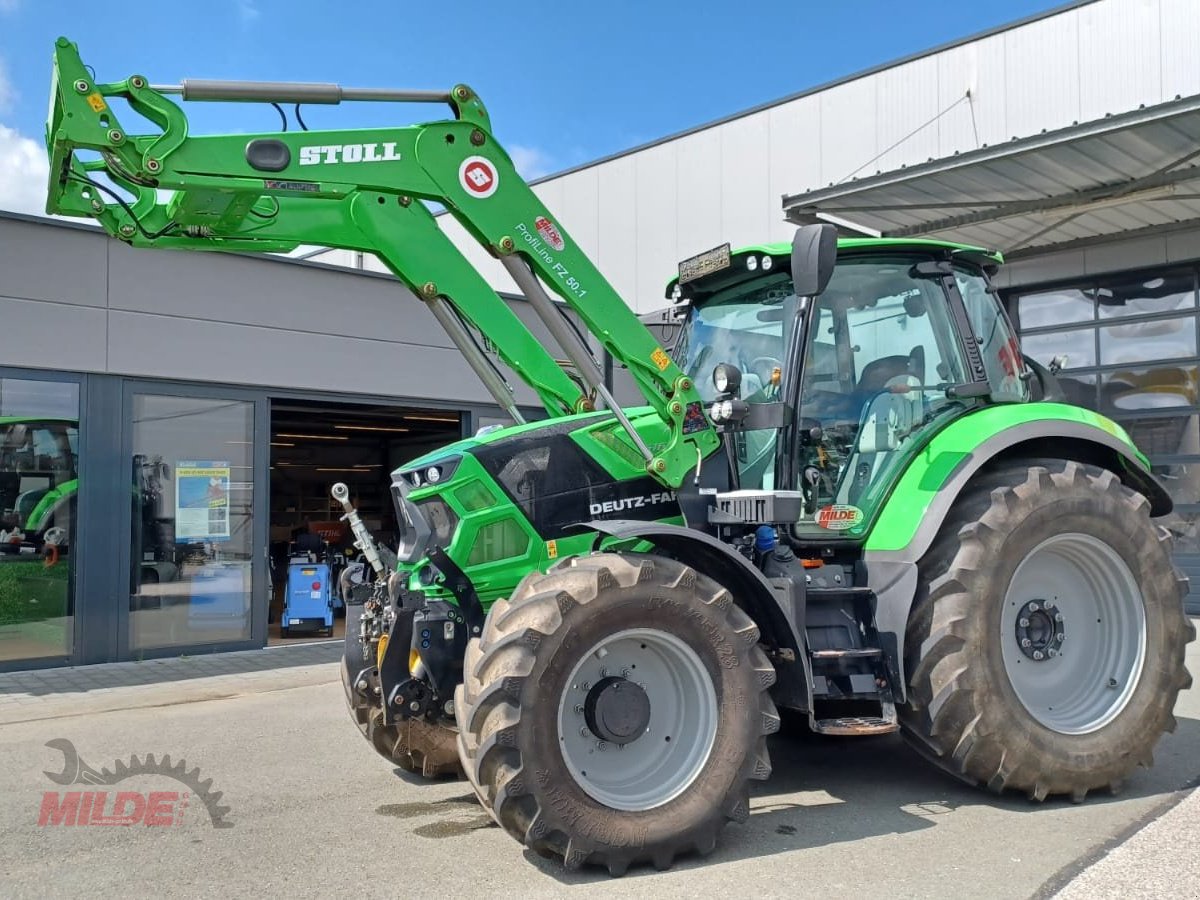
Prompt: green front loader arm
<box><xmin>45</xmin><ymin>37</ymin><xmax>719</xmax><ymax>485</ymax></box>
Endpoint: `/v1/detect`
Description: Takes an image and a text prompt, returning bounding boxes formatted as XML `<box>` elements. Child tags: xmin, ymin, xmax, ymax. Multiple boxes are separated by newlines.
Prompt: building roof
<box><xmin>782</xmin><ymin>93</ymin><xmax>1200</xmax><ymax>258</ymax></box>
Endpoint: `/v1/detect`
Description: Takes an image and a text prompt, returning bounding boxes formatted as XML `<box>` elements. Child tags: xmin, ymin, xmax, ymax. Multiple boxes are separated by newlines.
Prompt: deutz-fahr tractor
<box><xmin>45</xmin><ymin>38</ymin><xmax>1194</xmax><ymax>876</ymax></box>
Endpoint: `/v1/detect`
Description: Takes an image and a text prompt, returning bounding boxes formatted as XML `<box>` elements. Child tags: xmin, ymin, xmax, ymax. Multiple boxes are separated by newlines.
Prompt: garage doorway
<box><xmin>267</xmin><ymin>398</ymin><xmax>461</xmax><ymax>644</ymax></box>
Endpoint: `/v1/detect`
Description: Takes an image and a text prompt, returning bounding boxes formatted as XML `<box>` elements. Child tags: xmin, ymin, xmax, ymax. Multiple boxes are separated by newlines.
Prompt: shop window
<box><xmin>1017</xmin><ymin>288</ymin><xmax>1095</xmax><ymax>328</ymax></box>
<box><xmin>1096</xmin><ymin>271</ymin><xmax>1196</xmax><ymax>320</ymax></box>
<box><xmin>129</xmin><ymin>395</ymin><xmax>255</xmax><ymax>651</ymax></box>
<box><xmin>1099</xmin><ymin>364</ymin><xmax>1199</xmax><ymax>415</ymax></box>
<box><xmin>0</xmin><ymin>378</ymin><xmax>78</xmax><ymax>663</ymax></box>
<box><xmin>1099</xmin><ymin>315</ymin><xmax>1197</xmax><ymax>366</ymax></box>
<box><xmin>1020</xmin><ymin>329</ymin><xmax>1097</xmax><ymax>370</ymax></box>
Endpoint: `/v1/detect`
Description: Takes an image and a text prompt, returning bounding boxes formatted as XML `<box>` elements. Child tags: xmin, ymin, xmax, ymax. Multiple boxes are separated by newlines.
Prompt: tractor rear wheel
<box><xmin>454</xmin><ymin>552</ymin><xmax>779</xmax><ymax>875</ymax></box>
<box><xmin>901</xmin><ymin>460</ymin><xmax>1194</xmax><ymax>800</ymax></box>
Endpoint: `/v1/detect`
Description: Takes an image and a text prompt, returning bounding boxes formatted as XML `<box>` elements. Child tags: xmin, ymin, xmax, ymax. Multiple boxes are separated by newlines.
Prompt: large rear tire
<box><xmin>454</xmin><ymin>552</ymin><xmax>779</xmax><ymax>875</ymax></box>
<box><xmin>901</xmin><ymin>460</ymin><xmax>1194</xmax><ymax>800</ymax></box>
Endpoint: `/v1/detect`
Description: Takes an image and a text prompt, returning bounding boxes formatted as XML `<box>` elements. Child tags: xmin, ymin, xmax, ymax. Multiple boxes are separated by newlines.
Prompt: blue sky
<box><xmin>0</xmin><ymin>0</ymin><xmax>1071</xmax><ymax>213</ymax></box>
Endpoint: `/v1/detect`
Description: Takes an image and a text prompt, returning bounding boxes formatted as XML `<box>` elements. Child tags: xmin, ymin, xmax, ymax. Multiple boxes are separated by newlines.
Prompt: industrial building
<box><xmin>2</xmin><ymin>0</ymin><xmax>1198</xmax><ymax>671</ymax></box>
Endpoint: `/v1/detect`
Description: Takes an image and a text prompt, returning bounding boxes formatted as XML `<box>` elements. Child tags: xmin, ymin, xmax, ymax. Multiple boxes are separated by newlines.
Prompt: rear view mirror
<box><xmin>791</xmin><ymin>224</ymin><xmax>837</xmax><ymax>298</ymax></box>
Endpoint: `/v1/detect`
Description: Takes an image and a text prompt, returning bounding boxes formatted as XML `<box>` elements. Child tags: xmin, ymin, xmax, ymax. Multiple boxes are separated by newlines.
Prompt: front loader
<box><xmin>45</xmin><ymin>38</ymin><xmax>1194</xmax><ymax>876</ymax></box>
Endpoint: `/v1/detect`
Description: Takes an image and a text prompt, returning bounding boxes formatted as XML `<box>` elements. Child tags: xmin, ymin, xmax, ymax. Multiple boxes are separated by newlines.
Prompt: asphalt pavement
<box><xmin>0</xmin><ymin>633</ymin><xmax>1197</xmax><ymax>899</ymax></box>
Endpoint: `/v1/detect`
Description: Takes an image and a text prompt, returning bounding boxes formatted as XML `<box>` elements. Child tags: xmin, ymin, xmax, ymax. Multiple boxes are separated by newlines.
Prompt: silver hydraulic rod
<box><xmin>150</xmin><ymin>80</ymin><xmax>453</xmax><ymax>105</ymax></box>
<box><xmin>331</xmin><ymin>483</ymin><xmax>386</xmax><ymax>578</ymax></box>
<box><xmin>425</xmin><ymin>295</ymin><xmax>527</xmax><ymax>426</ymax></box>
<box><xmin>499</xmin><ymin>255</ymin><xmax>654</xmax><ymax>463</ymax></box>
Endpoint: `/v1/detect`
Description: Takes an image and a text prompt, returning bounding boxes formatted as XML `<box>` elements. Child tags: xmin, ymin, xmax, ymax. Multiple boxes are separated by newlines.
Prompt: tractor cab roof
<box><xmin>666</xmin><ymin>237</ymin><xmax>1003</xmax><ymax>300</ymax></box>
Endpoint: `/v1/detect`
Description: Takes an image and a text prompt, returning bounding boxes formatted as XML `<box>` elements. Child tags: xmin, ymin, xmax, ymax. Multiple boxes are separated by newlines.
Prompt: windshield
<box><xmin>673</xmin><ymin>271</ymin><xmax>799</xmax><ymax>403</ymax></box>
<box><xmin>672</xmin><ymin>271</ymin><xmax>797</xmax><ymax>489</ymax></box>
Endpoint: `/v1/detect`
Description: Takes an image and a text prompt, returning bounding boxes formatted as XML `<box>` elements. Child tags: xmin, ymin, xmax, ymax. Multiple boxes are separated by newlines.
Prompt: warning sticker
<box><xmin>816</xmin><ymin>505</ymin><xmax>864</xmax><ymax>531</ymax></box>
<box><xmin>546</xmin><ymin>540</ymin><xmax>558</xmax><ymax>559</ymax></box>
<box><xmin>535</xmin><ymin>216</ymin><xmax>565</xmax><ymax>251</ymax></box>
<box><xmin>86</xmin><ymin>92</ymin><xmax>107</xmax><ymax>112</ymax></box>
<box><xmin>459</xmin><ymin>156</ymin><xmax>499</xmax><ymax>198</ymax></box>
<box><xmin>651</xmin><ymin>348</ymin><xmax>672</xmax><ymax>371</ymax></box>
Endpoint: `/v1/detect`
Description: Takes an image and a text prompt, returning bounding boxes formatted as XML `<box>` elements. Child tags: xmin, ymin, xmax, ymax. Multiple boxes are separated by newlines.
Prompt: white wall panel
<box><xmin>1078</xmin><ymin>0</ymin><xmax>1162</xmax><ymax>120</ymax></box>
<box><xmin>1159</xmin><ymin>0</ymin><xmax>1200</xmax><ymax>100</ymax></box>
<box><xmin>633</xmin><ymin>145</ymin><xmax>679</xmax><ymax>313</ymax></box>
<box><xmin>594</xmin><ymin>155</ymin><xmax>640</xmax><ymax>307</ymax></box>
<box><xmin>873</xmin><ymin>56</ymin><xmax>942</xmax><ymax>174</ymax></box>
<box><xmin>673</xmin><ymin>129</ymin><xmax>722</xmax><ymax>262</ymax></box>
<box><xmin>937</xmin><ymin>36</ymin><xmax>1008</xmax><ymax>155</ymax></box>
<box><xmin>1004</xmin><ymin>10</ymin><xmax>1081</xmax><ymax>139</ymax></box>
<box><xmin>767</xmin><ymin>95</ymin><xmax>821</xmax><ymax>243</ymax></box>
<box><xmin>720</xmin><ymin>113</ymin><xmax>771</xmax><ymax>254</ymax></box>
<box><xmin>557</xmin><ymin>169</ymin><xmax>601</xmax><ymax>263</ymax></box>
<box><xmin>819</xmin><ymin>77</ymin><xmax>878</xmax><ymax>188</ymax></box>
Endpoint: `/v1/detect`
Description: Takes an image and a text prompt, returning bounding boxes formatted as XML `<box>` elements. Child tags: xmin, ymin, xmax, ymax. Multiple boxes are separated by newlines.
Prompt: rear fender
<box><xmin>865</xmin><ymin>413</ymin><xmax>1170</xmax><ymax>702</ymax></box>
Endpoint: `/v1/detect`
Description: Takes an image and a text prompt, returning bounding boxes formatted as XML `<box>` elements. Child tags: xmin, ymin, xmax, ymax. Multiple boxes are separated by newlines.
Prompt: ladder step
<box><xmin>810</xmin><ymin>648</ymin><xmax>882</xmax><ymax>660</ymax></box>
<box><xmin>811</xmin><ymin>716</ymin><xmax>899</xmax><ymax>736</ymax></box>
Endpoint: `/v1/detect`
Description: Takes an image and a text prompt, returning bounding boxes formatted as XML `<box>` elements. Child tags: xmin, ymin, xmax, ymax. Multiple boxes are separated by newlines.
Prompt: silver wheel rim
<box><xmin>1001</xmin><ymin>532</ymin><xmax>1146</xmax><ymax>735</ymax></box>
<box><xmin>556</xmin><ymin>627</ymin><xmax>718</xmax><ymax>811</ymax></box>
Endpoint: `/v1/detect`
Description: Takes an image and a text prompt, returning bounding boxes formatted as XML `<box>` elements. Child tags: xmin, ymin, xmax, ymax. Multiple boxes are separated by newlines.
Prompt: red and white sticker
<box><xmin>816</xmin><ymin>504</ymin><xmax>864</xmax><ymax>531</ymax></box>
<box><xmin>535</xmin><ymin>215</ymin><xmax>565</xmax><ymax>251</ymax></box>
<box><xmin>459</xmin><ymin>156</ymin><xmax>499</xmax><ymax>198</ymax></box>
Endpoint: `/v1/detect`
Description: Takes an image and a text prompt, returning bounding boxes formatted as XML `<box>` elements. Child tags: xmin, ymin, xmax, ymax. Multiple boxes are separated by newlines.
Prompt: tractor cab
<box><xmin>671</xmin><ymin>238</ymin><xmax>1026</xmax><ymax>540</ymax></box>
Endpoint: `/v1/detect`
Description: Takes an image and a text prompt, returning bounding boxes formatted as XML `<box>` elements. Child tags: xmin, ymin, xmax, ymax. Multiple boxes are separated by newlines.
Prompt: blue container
<box><xmin>282</xmin><ymin>559</ymin><xmax>333</xmax><ymax>637</ymax></box>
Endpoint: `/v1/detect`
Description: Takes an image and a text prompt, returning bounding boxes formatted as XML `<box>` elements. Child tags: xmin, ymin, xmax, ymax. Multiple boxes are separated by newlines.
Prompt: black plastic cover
<box><xmin>245</xmin><ymin>139</ymin><xmax>291</xmax><ymax>172</ymax></box>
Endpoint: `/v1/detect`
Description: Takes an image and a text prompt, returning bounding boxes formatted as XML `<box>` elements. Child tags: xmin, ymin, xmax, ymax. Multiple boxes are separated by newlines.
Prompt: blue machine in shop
<box><xmin>283</xmin><ymin>556</ymin><xmax>334</xmax><ymax>637</ymax></box>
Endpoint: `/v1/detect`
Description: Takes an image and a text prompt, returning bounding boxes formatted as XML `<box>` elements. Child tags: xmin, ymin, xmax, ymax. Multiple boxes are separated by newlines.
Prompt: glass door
<box><xmin>0</xmin><ymin>375</ymin><xmax>79</xmax><ymax>665</ymax></box>
<box><xmin>127</xmin><ymin>393</ymin><xmax>260</xmax><ymax>652</ymax></box>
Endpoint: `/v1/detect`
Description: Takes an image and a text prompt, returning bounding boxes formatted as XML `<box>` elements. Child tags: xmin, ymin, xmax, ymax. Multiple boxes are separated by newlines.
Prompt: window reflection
<box><xmin>1100</xmin><ymin>365</ymin><xmax>1199</xmax><ymax>414</ymax></box>
<box><xmin>1100</xmin><ymin>315</ymin><xmax>1197</xmax><ymax>366</ymax></box>
<box><xmin>1020</xmin><ymin>329</ymin><xmax>1096</xmax><ymax>369</ymax></box>
<box><xmin>0</xmin><ymin>378</ymin><xmax>78</xmax><ymax>663</ymax></box>
<box><xmin>129</xmin><ymin>396</ymin><xmax>254</xmax><ymax>651</ymax></box>
<box><xmin>1017</xmin><ymin>288</ymin><xmax>1095</xmax><ymax>327</ymax></box>
<box><xmin>1097</xmin><ymin>271</ymin><xmax>1196</xmax><ymax>319</ymax></box>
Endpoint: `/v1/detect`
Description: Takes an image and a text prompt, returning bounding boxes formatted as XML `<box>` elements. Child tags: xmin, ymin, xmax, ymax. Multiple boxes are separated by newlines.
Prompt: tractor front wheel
<box><xmin>454</xmin><ymin>552</ymin><xmax>779</xmax><ymax>875</ymax></box>
<box><xmin>901</xmin><ymin>460</ymin><xmax>1194</xmax><ymax>800</ymax></box>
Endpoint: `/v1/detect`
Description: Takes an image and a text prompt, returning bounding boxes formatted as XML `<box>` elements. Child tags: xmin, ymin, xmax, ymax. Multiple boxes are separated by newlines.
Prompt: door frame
<box><xmin>116</xmin><ymin>380</ymin><xmax>271</xmax><ymax>661</ymax></box>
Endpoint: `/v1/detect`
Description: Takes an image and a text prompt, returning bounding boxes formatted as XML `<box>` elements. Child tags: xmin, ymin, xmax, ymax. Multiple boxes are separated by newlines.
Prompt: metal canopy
<box><xmin>782</xmin><ymin>94</ymin><xmax>1200</xmax><ymax>259</ymax></box>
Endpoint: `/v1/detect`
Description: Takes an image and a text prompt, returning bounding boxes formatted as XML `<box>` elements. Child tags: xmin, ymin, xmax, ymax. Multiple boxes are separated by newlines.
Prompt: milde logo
<box><xmin>37</xmin><ymin>738</ymin><xmax>232</xmax><ymax>829</ymax></box>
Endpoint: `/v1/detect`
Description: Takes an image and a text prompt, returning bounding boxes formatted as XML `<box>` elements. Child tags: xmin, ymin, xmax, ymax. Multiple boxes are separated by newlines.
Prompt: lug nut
<box><xmin>1047</xmin><ymin>649</ymin><xmax>1057</xmax><ymax>658</ymax></box>
<box><xmin>1019</xmin><ymin>617</ymin><xmax>1030</xmax><ymax>628</ymax></box>
<box><xmin>580</xmin><ymin>727</ymin><xmax>589</xmax><ymax>737</ymax></box>
<box><xmin>599</xmin><ymin>668</ymin><xmax>608</xmax><ymax>678</ymax></box>
<box><xmin>621</xmin><ymin>668</ymin><xmax>631</xmax><ymax>678</ymax></box>
<box><xmin>1056</xmin><ymin>633</ymin><xmax>1065</xmax><ymax>642</ymax></box>
<box><xmin>574</xmin><ymin>704</ymin><xmax>584</xmax><ymax>714</ymax></box>
<box><xmin>409</xmin><ymin>700</ymin><xmax>421</xmax><ymax>712</ymax></box>
<box><xmin>597</xmin><ymin>741</ymin><xmax>607</xmax><ymax>752</ymax></box>
<box><xmin>1033</xmin><ymin>650</ymin><xmax>1044</xmax><ymax>660</ymax></box>
<box><xmin>356</xmin><ymin>679</ymin><xmax>368</xmax><ymax>692</ymax></box>
<box><xmin>1028</xmin><ymin>602</ymin><xmax>1040</xmax><ymax>612</ymax></box>
<box><xmin>1055</xmin><ymin>612</ymin><xmax>1063</xmax><ymax>622</ymax></box>
<box><xmin>1021</xmin><ymin>638</ymin><xmax>1032</xmax><ymax>648</ymax></box>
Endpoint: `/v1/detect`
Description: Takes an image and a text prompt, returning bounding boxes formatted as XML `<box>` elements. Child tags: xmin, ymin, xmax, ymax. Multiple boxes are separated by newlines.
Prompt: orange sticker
<box><xmin>86</xmin><ymin>92</ymin><xmax>107</xmax><ymax>112</ymax></box>
<box><xmin>651</xmin><ymin>348</ymin><xmax>671</xmax><ymax>371</ymax></box>
<box><xmin>546</xmin><ymin>540</ymin><xmax>558</xmax><ymax>559</ymax></box>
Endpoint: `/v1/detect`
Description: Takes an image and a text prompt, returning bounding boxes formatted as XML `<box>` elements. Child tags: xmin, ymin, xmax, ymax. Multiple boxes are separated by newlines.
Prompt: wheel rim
<box><xmin>556</xmin><ymin>627</ymin><xmax>718</xmax><ymax>811</ymax></box>
<box><xmin>1001</xmin><ymin>532</ymin><xmax>1146</xmax><ymax>735</ymax></box>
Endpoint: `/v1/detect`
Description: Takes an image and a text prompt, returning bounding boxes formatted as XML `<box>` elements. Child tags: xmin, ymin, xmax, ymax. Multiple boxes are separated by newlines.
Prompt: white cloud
<box><xmin>0</xmin><ymin>123</ymin><xmax>51</xmax><ymax>216</ymax></box>
<box><xmin>508</xmin><ymin>144</ymin><xmax>556</xmax><ymax>180</ymax></box>
<box><xmin>0</xmin><ymin>58</ymin><xmax>15</xmax><ymax>112</ymax></box>
<box><xmin>236</xmin><ymin>0</ymin><xmax>259</xmax><ymax>23</ymax></box>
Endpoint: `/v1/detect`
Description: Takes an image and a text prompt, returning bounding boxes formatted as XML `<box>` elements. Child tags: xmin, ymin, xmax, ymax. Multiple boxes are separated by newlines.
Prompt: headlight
<box><xmin>426</xmin><ymin>465</ymin><xmax>442</xmax><ymax>484</ymax></box>
<box><xmin>416</xmin><ymin>498</ymin><xmax>458</xmax><ymax>545</ymax></box>
<box><xmin>746</xmin><ymin>255</ymin><xmax>758</xmax><ymax>271</ymax></box>
<box><xmin>761</xmin><ymin>255</ymin><xmax>773</xmax><ymax>271</ymax></box>
<box><xmin>712</xmin><ymin>363</ymin><xmax>742</xmax><ymax>395</ymax></box>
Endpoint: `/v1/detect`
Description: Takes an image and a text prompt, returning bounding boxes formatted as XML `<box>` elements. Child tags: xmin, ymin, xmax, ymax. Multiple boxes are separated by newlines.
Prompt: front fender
<box><xmin>588</xmin><ymin>519</ymin><xmax>811</xmax><ymax>711</ymax></box>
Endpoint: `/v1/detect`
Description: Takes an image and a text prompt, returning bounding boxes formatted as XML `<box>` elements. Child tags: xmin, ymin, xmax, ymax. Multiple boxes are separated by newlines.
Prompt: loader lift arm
<box><xmin>45</xmin><ymin>37</ymin><xmax>719</xmax><ymax>484</ymax></box>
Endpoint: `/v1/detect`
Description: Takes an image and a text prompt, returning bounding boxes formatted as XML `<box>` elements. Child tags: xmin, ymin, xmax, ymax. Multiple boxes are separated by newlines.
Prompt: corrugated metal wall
<box><xmin>311</xmin><ymin>0</ymin><xmax>1200</xmax><ymax>313</ymax></box>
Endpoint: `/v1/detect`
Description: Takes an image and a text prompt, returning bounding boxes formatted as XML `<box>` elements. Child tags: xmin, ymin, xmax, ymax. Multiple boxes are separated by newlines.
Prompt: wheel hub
<box><xmin>1014</xmin><ymin>599</ymin><xmax>1064</xmax><ymax>661</ymax></box>
<box><xmin>584</xmin><ymin>677</ymin><xmax>650</xmax><ymax>745</ymax></box>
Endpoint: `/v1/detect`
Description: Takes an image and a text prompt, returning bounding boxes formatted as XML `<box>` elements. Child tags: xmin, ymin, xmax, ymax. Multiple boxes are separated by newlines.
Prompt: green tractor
<box><xmin>46</xmin><ymin>39</ymin><xmax>1193</xmax><ymax>876</ymax></box>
